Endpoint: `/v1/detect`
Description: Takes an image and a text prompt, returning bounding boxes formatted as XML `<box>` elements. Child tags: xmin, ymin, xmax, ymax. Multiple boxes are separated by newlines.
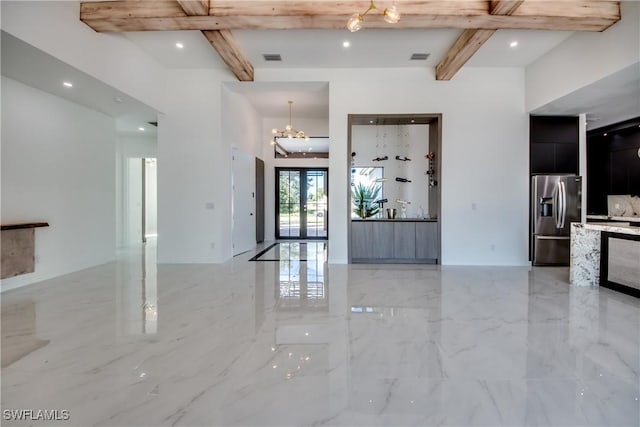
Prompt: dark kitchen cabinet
<box><xmin>529</xmin><ymin>143</ymin><xmax>556</xmax><ymax>173</ymax></box>
<box><xmin>608</xmin><ymin>142</ymin><xmax>640</xmax><ymax>195</ymax></box>
<box><xmin>586</xmin><ymin>134</ymin><xmax>609</xmax><ymax>214</ymax></box>
<box><xmin>586</xmin><ymin>117</ymin><xmax>640</xmax><ymax>215</ymax></box>
<box><xmin>530</xmin><ymin>116</ymin><xmax>579</xmax><ymax>175</ymax></box>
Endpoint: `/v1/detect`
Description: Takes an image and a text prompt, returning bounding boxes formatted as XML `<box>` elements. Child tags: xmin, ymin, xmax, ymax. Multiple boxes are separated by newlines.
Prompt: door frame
<box><xmin>275</xmin><ymin>167</ymin><xmax>329</xmax><ymax>240</ymax></box>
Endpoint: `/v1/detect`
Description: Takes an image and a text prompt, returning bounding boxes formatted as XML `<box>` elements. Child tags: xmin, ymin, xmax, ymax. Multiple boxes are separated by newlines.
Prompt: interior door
<box><xmin>276</xmin><ymin>168</ymin><xmax>328</xmax><ymax>240</ymax></box>
<box><xmin>232</xmin><ymin>149</ymin><xmax>256</xmax><ymax>255</ymax></box>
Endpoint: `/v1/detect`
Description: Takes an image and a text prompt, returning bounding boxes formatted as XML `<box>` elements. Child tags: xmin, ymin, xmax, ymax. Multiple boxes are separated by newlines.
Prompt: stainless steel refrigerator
<box><xmin>531</xmin><ymin>174</ymin><xmax>582</xmax><ymax>266</ymax></box>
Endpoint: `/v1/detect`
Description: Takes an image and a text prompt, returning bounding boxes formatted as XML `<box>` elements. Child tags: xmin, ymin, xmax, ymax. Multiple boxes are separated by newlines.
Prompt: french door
<box><xmin>276</xmin><ymin>168</ymin><xmax>328</xmax><ymax>239</ymax></box>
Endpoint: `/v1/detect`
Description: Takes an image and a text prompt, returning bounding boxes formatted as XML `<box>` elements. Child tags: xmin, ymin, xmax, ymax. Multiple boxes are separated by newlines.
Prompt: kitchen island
<box><xmin>570</xmin><ymin>222</ymin><xmax>640</xmax><ymax>296</ymax></box>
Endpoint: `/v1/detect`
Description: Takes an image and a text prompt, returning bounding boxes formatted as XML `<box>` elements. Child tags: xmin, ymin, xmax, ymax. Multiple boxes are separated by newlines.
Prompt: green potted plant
<box><xmin>352</xmin><ymin>182</ymin><xmax>381</xmax><ymax>218</ymax></box>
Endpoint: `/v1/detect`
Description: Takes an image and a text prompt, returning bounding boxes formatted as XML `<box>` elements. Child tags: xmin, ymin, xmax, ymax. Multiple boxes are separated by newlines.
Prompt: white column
<box><xmin>578</xmin><ymin>113</ymin><xmax>587</xmax><ymax>222</ymax></box>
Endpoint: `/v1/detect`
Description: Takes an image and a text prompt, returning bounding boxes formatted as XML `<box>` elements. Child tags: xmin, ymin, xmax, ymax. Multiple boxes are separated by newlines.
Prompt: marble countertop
<box><xmin>572</xmin><ymin>222</ymin><xmax>640</xmax><ymax>236</ymax></box>
<box><xmin>586</xmin><ymin>215</ymin><xmax>640</xmax><ymax>223</ymax></box>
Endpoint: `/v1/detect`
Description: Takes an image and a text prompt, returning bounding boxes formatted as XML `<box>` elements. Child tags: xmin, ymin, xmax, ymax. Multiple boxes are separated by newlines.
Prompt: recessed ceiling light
<box><xmin>411</xmin><ymin>119</ymin><xmax>415</xmax><ymax>123</ymax></box>
<box><xmin>603</xmin><ymin>133</ymin><xmax>608</xmax><ymax>136</ymax></box>
<box><xmin>63</xmin><ymin>81</ymin><xmax>73</xmax><ymax>88</ymax></box>
<box><xmin>510</xmin><ymin>41</ymin><xmax>519</xmax><ymax>48</ymax></box>
<box><xmin>175</xmin><ymin>42</ymin><xmax>184</xmax><ymax>49</ymax></box>
<box><xmin>138</xmin><ymin>127</ymin><xmax>145</xmax><ymax>131</ymax></box>
<box><xmin>343</xmin><ymin>41</ymin><xmax>350</xmax><ymax>48</ymax></box>
<box><xmin>369</xmin><ymin>120</ymin><xmax>374</xmax><ymax>124</ymax></box>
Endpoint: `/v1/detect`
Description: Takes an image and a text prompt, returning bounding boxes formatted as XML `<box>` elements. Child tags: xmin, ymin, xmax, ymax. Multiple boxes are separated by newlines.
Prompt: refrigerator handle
<box><xmin>552</xmin><ymin>182</ymin><xmax>561</xmax><ymax>229</ymax></box>
<box><xmin>560</xmin><ymin>181</ymin><xmax>567</xmax><ymax>229</ymax></box>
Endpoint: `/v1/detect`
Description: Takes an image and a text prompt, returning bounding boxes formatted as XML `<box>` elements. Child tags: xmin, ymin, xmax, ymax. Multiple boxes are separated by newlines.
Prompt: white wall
<box><xmin>1</xmin><ymin>77</ymin><xmax>116</xmax><ymax>291</ymax></box>
<box><xmin>115</xmin><ymin>134</ymin><xmax>157</xmax><ymax>247</ymax></box>
<box><xmin>525</xmin><ymin>0</ymin><xmax>640</xmax><ymax>112</ymax></box>
<box><xmin>126</xmin><ymin>158</ymin><xmax>143</xmax><ymax>245</ymax></box>
<box><xmin>0</xmin><ymin>1</ymin><xmax>167</xmax><ymax>112</ymax></box>
<box><xmin>157</xmin><ymin>68</ymin><xmax>236</xmax><ymax>263</ymax></box>
<box><xmin>256</xmin><ymin>67</ymin><xmax>529</xmax><ymax>265</ymax></box>
<box><xmin>145</xmin><ymin>158</ymin><xmax>158</xmax><ymax>237</ymax></box>
<box><xmin>222</xmin><ymin>87</ymin><xmax>264</xmax><ymax>158</ymax></box>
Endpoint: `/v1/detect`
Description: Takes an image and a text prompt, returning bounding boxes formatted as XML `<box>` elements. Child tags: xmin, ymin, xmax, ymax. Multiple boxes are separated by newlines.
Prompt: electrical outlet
<box><xmin>206</xmin><ymin>202</ymin><xmax>215</xmax><ymax>210</ymax></box>
<box><xmin>210</xmin><ymin>242</ymin><xmax>215</xmax><ymax>249</ymax></box>
<box><xmin>472</xmin><ymin>203</ymin><xmax>477</xmax><ymax>210</ymax></box>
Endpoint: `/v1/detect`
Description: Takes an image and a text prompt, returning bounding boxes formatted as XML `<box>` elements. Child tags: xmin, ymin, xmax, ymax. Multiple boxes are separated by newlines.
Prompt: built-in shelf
<box><xmin>348</xmin><ymin>113</ymin><xmax>442</xmax><ymax>264</ymax></box>
<box><xmin>1</xmin><ymin>222</ymin><xmax>49</xmax><ymax>230</ymax></box>
<box><xmin>1</xmin><ymin>222</ymin><xmax>49</xmax><ymax>279</ymax></box>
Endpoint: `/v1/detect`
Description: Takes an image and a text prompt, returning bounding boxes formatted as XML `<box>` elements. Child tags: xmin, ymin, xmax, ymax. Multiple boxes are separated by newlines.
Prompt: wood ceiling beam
<box><xmin>177</xmin><ymin>0</ymin><xmax>209</xmax><ymax>16</ymax></box>
<box><xmin>435</xmin><ymin>0</ymin><xmax>526</xmax><ymax>81</ymax></box>
<box><xmin>203</xmin><ymin>30</ymin><xmax>254</xmax><ymax>81</ymax></box>
<box><xmin>80</xmin><ymin>1</ymin><xmax>620</xmax><ymax>32</ymax></box>
<box><xmin>175</xmin><ymin>0</ymin><xmax>254</xmax><ymax>81</ymax></box>
<box><xmin>435</xmin><ymin>29</ymin><xmax>496</xmax><ymax>81</ymax></box>
<box><xmin>490</xmin><ymin>0</ymin><xmax>524</xmax><ymax>16</ymax></box>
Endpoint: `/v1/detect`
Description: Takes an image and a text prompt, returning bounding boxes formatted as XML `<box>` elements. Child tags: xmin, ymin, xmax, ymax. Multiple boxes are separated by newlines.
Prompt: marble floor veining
<box><xmin>1</xmin><ymin>241</ymin><xmax>639</xmax><ymax>426</ymax></box>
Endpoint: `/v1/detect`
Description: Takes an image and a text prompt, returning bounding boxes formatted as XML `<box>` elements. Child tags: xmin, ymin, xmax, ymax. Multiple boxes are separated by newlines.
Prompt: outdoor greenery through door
<box><xmin>277</xmin><ymin>168</ymin><xmax>328</xmax><ymax>239</ymax></box>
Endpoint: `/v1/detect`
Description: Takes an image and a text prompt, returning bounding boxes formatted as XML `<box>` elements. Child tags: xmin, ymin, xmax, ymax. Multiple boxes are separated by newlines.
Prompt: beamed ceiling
<box><xmin>80</xmin><ymin>0</ymin><xmax>621</xmax><ymax>82</ymax></box>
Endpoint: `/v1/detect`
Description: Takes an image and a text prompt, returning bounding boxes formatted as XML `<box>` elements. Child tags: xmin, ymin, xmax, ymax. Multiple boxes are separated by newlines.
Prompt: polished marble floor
<box><xmin>1</xmin><ymin>241</ymin><xmax>639</xmax><ymax>426</ymax></box>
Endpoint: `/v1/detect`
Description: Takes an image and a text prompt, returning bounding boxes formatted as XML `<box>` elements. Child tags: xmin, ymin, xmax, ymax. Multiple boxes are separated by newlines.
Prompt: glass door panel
<box><xmin>305</xmin><ymin>170</ymin><xmax>328</xmax><ymax>238</ymax></box>
<box><xmin>278</xmin><ymin>170</ymin><xmax>300</xmax><ymax>238</ymax></box>
<box><xmin>277</xmin><ymin>168</ymin><xmax>328</xmax><ymax>239</ymax></box>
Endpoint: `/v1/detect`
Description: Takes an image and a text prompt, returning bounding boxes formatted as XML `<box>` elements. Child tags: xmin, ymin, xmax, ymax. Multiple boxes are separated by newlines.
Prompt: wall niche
<box><xmin>347</xmin><ymin>114</ymin><xmax>442</xmax><ymax>264</ymax></box>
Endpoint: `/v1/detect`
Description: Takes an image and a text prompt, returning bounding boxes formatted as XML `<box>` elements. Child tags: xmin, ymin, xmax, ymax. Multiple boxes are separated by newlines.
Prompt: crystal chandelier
<box><xmin>347</xmin><ymin>0</ymin><xmax>401</xmax><ymax>32</ymax></box>
<box><xmin>270</xmin><ymin>101</ymin><xmax>309</xmax><ymax>145</ymax></box>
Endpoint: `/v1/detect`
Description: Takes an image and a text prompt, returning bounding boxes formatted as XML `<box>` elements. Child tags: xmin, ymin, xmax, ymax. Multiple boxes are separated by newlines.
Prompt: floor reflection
<box><xmin>275</xmin><ymin>242</ymin><xmax>328</xmax><ymax>312</ymax></box>
<box><xmin>1</xmin><ymin>299</ymin><xmax>49</xmax><ymax>367</ymax></box>
<box><xmin>116</xmin><ymin>237</ymin><xmax>157</xmax><ymax>336</ymax></box>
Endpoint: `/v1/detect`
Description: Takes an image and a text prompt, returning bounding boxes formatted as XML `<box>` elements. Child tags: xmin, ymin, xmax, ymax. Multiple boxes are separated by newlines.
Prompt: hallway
<box><xmin>1</xmin><ymin>241</ymin><xmax>639</xmax><ymax>426</ymax></box>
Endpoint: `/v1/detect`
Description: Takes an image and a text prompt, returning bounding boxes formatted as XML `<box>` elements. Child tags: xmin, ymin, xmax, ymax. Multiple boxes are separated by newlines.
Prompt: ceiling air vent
<box><xmin>410</xmin><ymin>53</ymin><xmax>430</xmax><ymax>61</ymax></box>
<box><xmin>263</xmin><ymin>54</ymin><xmax>282</xmax><ymax>62</ymax></box>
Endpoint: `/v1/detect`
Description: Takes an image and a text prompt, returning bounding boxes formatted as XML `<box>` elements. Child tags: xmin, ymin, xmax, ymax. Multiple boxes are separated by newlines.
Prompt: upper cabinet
<box><xmin>530</xmin><ymin>116</ymin><xmax>579</xmax><ymax>175</ymax></box>
<box><xmin>587</xmin><ymin>117</ymin><xmax>640</xmax><ymax>214</ymax></box>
